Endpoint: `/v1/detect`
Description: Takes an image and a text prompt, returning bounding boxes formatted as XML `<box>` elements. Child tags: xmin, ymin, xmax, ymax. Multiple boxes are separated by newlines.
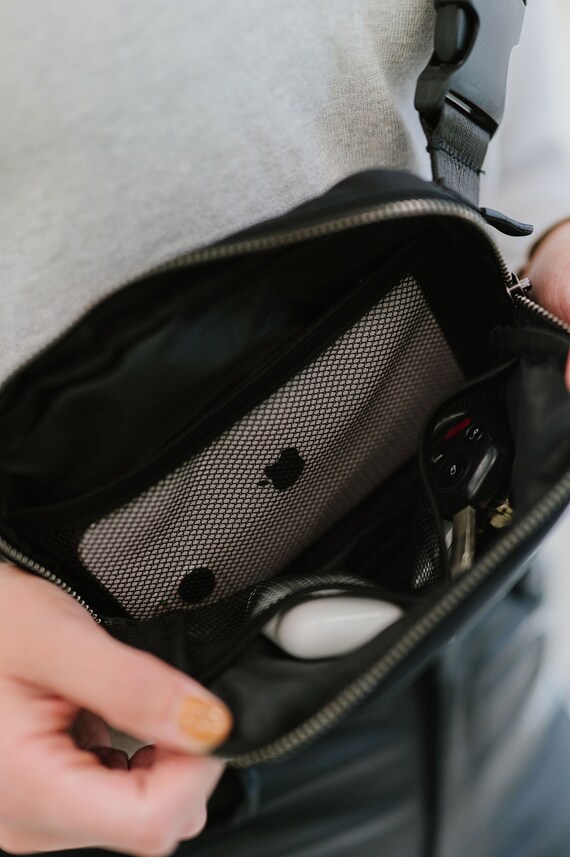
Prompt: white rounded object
<box><xmin>261</xmin><ymin>595</ymin><xmax>404</xmax><ymax>659</ymax></box>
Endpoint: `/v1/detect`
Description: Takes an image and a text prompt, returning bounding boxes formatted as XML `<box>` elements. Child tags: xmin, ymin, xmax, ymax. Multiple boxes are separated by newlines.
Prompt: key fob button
<box><xmin>465</xmin><ymin>424</ymin><xmax>485</xmax><ymax>443</ymax></box>
<box><xmin>436</xmin><ymin>451</ymin><xmax>470</xmax><ymax>491</ymax></box>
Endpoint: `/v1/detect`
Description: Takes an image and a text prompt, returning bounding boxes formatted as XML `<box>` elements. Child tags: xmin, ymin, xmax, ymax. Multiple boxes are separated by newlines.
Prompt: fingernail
<box><xmin>178</xmin><ymin>697</ymin><xmax>232</xmax><ymax>750</ymax></box>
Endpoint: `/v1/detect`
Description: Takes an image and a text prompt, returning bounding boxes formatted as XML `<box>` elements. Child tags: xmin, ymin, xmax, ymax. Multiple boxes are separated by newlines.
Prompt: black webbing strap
<box><xmin>415</xmin><ymin>0</ymin><xmax>527</xmax><ymax>206</ymax></box>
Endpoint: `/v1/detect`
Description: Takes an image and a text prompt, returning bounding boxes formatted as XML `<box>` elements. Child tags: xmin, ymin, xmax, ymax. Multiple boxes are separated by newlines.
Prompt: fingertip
<box><xmin>177</xmin><ymin>696</ymin><xmax>233</xmax><ymax>753</ymax></box>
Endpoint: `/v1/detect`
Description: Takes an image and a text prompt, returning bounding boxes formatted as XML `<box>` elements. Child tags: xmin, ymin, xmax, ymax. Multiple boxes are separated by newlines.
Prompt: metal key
<box><xmin>449</xmin><ymin>505</ymin><xmax>477</xmax><ymax>577</ymax></box>
<box><xmin>430</xmin><ymin>406</ymin><xmax>513</xmax><ymax>577</ymax></box>
<box><xmin>487</xmin><ymin>498</ymin><xmax>514</xmax><ymax>529</ymax></box>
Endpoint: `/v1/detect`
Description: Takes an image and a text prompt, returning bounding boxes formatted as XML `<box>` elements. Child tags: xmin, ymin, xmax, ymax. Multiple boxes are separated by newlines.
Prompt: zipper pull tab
<box><xmin>506</xmin><ymin>273</ymin><xmax>532</xmax><ymax>301</ymax></box>
<box><xmin>480</xmin><ymin>208</ymin><xmax>534</xmax><ymax>237</ymax></box>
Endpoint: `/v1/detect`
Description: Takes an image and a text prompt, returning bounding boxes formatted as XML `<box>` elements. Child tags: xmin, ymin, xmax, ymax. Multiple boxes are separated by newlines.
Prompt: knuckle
<box><xmin>182</xmin><ymin>805</ymin><xmax>208</xmax><ymax>839</ymax></box>
<box><xmin>138</xmin><ymin>799</ymin><xmax>209</xmax><ymax>854</ymax></box>
<box><xmin>146</xmin><ymin>846</ymin><xmax>179</xmax><ymax>857</ymax></box>
<box><xmin>141</xmin><ymin>847</ymin><xmax>179</xmax><ymax>857</ymax></box>
<box><xmin>0</xmin><ymin>830</ymin><xmax>32</xmax><ymax>854</ymax></box>
<box><xmin>137</xmin><ymin>833</ymin><xmax>179</xmax><ymax>857</ymax></box>
<box><xmin>133</xmin><ymin>814</ymin><xmax>179</xmax><ymax>856</ymax></box>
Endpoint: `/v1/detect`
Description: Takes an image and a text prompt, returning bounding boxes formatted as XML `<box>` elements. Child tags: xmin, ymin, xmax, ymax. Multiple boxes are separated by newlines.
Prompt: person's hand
<box><xmin>0</xmin><ymin>561</ymin><xmax>232</xmax><ymax>856</ymax></box>
<box><xmin>522</xmin><ymin>219</ymin><xmax>570</xmax><ymax>390</ymax></box>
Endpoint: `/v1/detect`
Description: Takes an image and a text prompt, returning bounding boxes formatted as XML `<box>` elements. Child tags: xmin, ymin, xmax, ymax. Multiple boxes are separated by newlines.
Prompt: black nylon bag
<box><xmin>1</xmin><ymin>166</ymin><xmax>570</xmax><ymax>767</ymax></box>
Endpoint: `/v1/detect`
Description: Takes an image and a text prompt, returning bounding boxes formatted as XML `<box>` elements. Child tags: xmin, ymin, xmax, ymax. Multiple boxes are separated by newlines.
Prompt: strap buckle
<box><xmin>415</xmin><ymin>0</ymin><xmax>526</xmax><ymax>136</ymax></box>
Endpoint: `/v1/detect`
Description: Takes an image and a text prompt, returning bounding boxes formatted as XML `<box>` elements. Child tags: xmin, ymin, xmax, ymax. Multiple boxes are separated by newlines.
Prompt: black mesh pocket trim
<box><xmin>100</xmin><ymin>570</ymin><xmax>416</xmax><ymax>684</ymax></box>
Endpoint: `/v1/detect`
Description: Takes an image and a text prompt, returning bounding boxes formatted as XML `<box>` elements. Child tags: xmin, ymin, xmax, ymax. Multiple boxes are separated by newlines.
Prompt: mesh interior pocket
<box><xmin>35</xmin><ymin>275</ymin><xmax>463</xmax><ymax>619</ymax></box>
<box><xmin>102</xmin><ymin>571</ymin><xmax>374</xmax><ymax>681</ymax></box>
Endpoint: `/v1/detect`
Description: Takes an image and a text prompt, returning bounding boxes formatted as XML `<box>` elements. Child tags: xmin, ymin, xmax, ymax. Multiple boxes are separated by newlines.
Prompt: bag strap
<box><xmin>415</xmin><ymin>0</ymin><xmax>527</xmax><ymax>205</ymax></box>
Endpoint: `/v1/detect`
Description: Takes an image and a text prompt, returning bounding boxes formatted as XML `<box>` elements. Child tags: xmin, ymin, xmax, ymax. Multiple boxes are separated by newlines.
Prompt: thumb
<box><xmin>13</xmin><ymin>607</ymin><xmax>233</xmax><ymax>755</ymax></box>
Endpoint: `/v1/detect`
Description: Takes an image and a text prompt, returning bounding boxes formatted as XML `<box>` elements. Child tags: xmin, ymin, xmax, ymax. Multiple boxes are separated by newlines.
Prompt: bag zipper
<box><xmin>508</xmin><ymin>276</ymin><xmax>570</xmax><ymax>337</ymax></box>
<box><xmin>0</xmin><ymin>536</ymin><xmax>100</xmax><ymax>622</ymax></box>
<box><xmin>2</xmin><ymin>196</ymin><xmax>568</xmax><ymax>764</ymax></box>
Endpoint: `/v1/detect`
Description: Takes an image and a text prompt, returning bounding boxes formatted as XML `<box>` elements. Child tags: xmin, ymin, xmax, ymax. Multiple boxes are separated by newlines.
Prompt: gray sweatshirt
<box><xmin>1</xmin><ymin>0</ymin><xmax>569</xmax><ymax>385</ymax></box>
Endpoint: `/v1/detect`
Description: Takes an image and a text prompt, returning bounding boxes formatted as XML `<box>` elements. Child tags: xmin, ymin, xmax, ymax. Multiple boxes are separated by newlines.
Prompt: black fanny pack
<box><xmin>2</xmin><ymin>0</ymin><xmax>570</xmax><ymax>767</ymax></box>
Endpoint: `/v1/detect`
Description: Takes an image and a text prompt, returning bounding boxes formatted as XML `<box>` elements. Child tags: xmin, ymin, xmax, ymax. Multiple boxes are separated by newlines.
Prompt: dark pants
<box><xmin>10</xmin><ymin>578</ymin><xmax>570</xmax><ymax>857</ymax></box>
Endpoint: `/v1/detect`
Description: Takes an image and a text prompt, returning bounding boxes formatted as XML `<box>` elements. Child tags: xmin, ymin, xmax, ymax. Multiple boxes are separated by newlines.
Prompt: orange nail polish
<box><xmin>178</xmin><ymin>697</ymin><xmax>232</xmax><ymax>748</ymax></box>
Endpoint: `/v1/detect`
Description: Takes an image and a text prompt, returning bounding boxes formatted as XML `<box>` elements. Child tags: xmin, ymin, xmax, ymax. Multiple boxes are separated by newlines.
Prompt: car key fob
<box><xmin>429</xmin><ymin>402</ymin><xmax>513</xmax><ymax>576</ymax></box>
<box><xmin>430</xmin><ymin>405</ymin><xmax>512</xmax><ymax>517</ymax></box>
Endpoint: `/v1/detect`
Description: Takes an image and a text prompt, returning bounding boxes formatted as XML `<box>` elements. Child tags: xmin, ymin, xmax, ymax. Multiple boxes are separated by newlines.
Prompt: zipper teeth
<box><xmin>145</xmin><ymin>198</ymin><xmax>509</xmax><ymax>280</ymax></box>
<box><xmin>231</xmin><ymin>471</ymin><xmax>570</xmax><ymax>767</ymax></box>
<box><xmin>513</xmin><ymin>293</ymin><xmax>570</xmax><ymax>336</ymax></box>
<box><xmin>0</xmin><ymin>536</ymin><xmax>101</xmax><ymax>622</ymax></box>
